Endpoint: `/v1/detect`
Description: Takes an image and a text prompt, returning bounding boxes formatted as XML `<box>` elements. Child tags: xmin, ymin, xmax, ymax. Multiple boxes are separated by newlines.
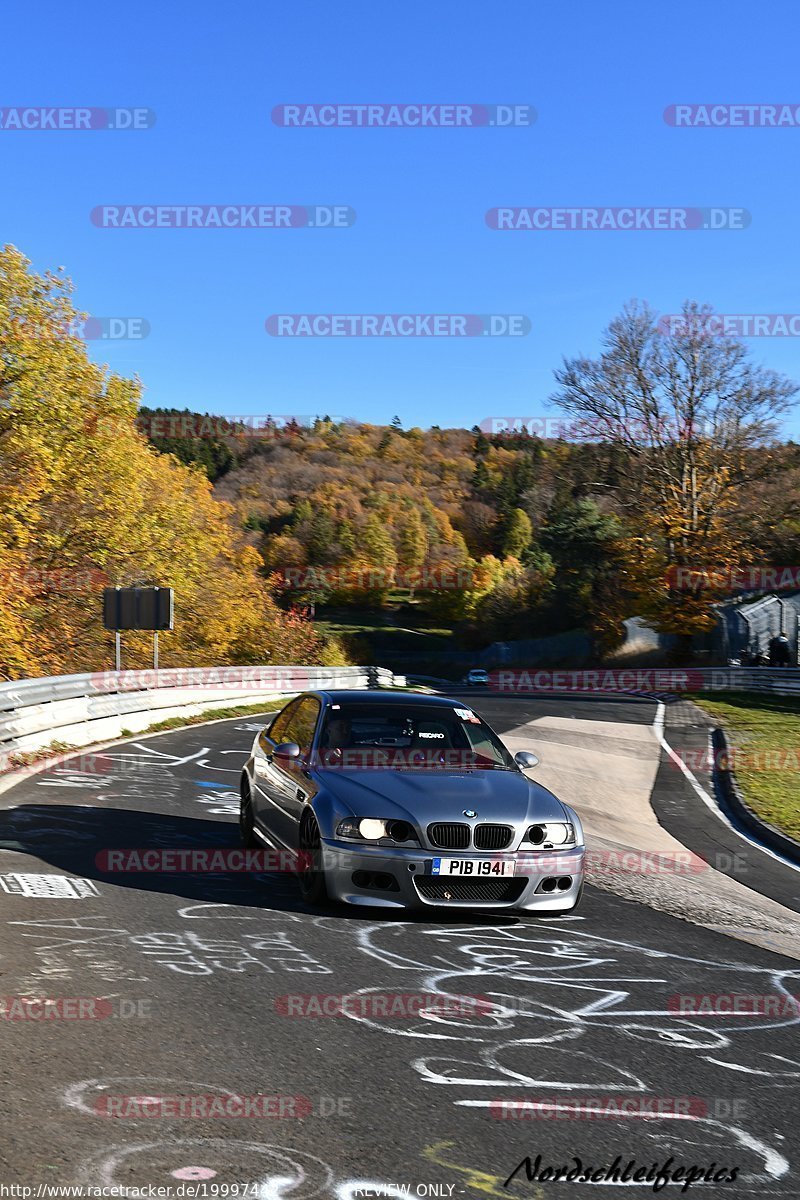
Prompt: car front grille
<box><xmin>427</xmin><ymin>822</ymin><xmax>471</xmax><ymax>850</ymax></box>
<box><xmin>414</xmin><ymin>876</ymin><xmax>526</xmax><ymax>904</ymax></box>
<box><xmin>473</xmin><ymin>824</ymin><xmax>514</xmax><ymax>850</ymax></box>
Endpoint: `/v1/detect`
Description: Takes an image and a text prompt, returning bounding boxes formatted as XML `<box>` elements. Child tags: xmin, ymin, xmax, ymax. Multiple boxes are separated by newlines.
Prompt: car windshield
<box><xmin>315</xmin><ymin>702</ymin><xmax>517</xmax><ymax>771</ymax></box>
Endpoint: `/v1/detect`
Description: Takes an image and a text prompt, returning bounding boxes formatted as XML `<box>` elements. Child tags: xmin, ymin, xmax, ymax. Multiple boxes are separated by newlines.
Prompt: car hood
<box><xmin>312</xmin><ymin>766</ymin><xmax>567</xmax><ymax>824</ymax></box>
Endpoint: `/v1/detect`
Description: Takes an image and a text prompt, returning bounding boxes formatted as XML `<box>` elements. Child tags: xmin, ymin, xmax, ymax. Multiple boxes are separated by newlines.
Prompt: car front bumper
<box><xmin>320</xmin><ymin>839</ymin><xmax>585</xmax><ymax>910</ymax></box>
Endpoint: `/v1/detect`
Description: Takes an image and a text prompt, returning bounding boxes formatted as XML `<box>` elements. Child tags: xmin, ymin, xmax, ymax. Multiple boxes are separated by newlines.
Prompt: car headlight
<box><xmin>526</xmin><ymin>822</ymin><xmax>576</xmax><ymax>846</ymax></box>
<box><xmin>336</xmin><ymin>818</ymin><xmax>417</xmax><ymax>843</ymax></box>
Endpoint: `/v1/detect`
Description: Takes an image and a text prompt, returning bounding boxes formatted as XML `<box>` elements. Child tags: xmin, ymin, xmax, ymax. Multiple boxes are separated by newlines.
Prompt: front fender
<box><xmin>560</xmin><ymin>802</ymin><xmax>585</xmax><ymax>847</ymax></box>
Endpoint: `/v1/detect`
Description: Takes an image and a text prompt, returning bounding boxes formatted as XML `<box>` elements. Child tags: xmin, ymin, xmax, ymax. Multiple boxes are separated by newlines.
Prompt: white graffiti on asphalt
<box><xmin>332</xmin><ymin>920</ymin><xmax>797</xmax><ymax>1189</ymax></box>
<box><xmin>192</xmin><ymin>789</ymin><xmax>240</xmax><ymax>816</ymax></box>
<box><xmin>8</xmin><ymin>916</ymin><xmax>331</xmax><ymax>980</ymax></box>
<box><xmin>77</xmin><ymin>1137</ymin><xmax>414</xmax><ymax>1200</ymax></box>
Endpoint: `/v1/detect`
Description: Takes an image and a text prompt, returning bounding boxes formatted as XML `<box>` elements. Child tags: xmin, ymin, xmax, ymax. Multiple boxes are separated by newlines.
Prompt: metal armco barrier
<box><xmin>488</xmin><ymin>666</ymin><xmax>800</xmax><ymax>696</ymax></box>
<box><xmin>688</xmin><ymin>667</ymin><xmax>800</xmax><ymax>696</ymax></box>
<box><xmin>0</xmin><ymin>665</ymin><xmax>396</xmax><ymax>765</ymax></box>
<box><xmin>1</xmin><ymin>664</ymin><xmax>795</xmax><ymax>768</ymax></box>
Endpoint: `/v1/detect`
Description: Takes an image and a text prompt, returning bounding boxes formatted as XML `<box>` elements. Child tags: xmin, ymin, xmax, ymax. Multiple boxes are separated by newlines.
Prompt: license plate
<box><xmin>431</xmin><ymin>858</ymin><xmax>516</xmax><ymax>877</ymax></box>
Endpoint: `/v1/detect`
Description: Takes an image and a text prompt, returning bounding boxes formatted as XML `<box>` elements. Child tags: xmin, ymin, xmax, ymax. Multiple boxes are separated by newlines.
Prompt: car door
<box><xmin>275</xmin><ymin>696</ymin><xmax>321</xmax><ymax>846</ymax></box>
<box><xmin>251</xmin><ymin>700</ymin><xmax>300</xmax><ymax>844</ymax></box>
<box><xmin>252</xmin><ymin>696</ymin><xmax>321</xmax><ymax>848</ymax></box>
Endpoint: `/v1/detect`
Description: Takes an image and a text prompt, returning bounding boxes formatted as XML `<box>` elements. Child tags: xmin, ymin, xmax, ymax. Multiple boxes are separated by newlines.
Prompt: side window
<box><xmin>268</xmin><ymin>700</ymin><xmax>300</xmax><ymax>746</ymax></box>
<box><xmin>282</xmin><ymin>697</ymin><xmax>321</xmax><ymax>755</ymax></box>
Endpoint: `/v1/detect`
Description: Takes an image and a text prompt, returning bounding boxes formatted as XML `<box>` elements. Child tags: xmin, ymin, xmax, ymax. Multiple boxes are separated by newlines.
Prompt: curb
<box><xmin>711</xmin><ymin>726</ymin><xmax>800</xmax><ymax>867</ymax></box>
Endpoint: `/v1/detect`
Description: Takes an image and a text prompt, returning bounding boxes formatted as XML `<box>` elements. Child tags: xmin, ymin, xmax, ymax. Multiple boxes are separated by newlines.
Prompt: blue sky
<box><xmin>3</xmin><ymin>0</ymin><xmax>800</xmax><ymax>437</ymax></box>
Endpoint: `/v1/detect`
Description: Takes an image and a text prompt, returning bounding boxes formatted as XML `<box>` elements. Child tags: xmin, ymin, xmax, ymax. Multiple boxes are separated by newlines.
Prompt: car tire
<box><xmin>239</xmin><ymin>775</ymin><xmax>258</xmax><ymax>849</ymax></box>
<box><xmin>298</xmin><ymin>813</ymin><xmax>329</xmax><ymax>906</ymax></box>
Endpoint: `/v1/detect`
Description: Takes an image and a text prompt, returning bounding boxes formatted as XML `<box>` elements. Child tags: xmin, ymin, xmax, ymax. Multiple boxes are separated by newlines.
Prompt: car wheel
<box><xmin>298</xmin><ymin>813</ymin><xmax>329</xmax><ymax>906</ymax></box>
<box><xmin>239</xmin><ymin>776</ymin><xmax>258</xmax><ymax>849</ymax></box>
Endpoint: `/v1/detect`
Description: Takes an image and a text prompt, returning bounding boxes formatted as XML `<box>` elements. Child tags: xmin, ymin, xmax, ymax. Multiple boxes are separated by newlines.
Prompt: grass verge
<box><xmin>691</xmin><ymin>690</ymin><xmax>800</xmax><ymax>841</ymax></box>
<box><xmin>140</xmin><ymin>700</ymin><xmax>285</xmax><ymax>734</ymax></box>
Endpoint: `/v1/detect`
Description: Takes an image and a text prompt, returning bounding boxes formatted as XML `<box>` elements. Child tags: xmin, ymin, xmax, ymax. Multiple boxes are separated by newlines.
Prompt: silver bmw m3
<box><xmin>240</xmin><ymin>689</ymin><xmax>585</xmax><ymax>912</ymax></box>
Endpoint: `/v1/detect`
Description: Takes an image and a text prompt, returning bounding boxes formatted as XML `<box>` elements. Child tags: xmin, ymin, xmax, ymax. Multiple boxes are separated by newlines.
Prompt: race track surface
<box><xmin>0</xmin><ymin>696</ymin><xmax>797</xmax><ymax>1196</ymax></box>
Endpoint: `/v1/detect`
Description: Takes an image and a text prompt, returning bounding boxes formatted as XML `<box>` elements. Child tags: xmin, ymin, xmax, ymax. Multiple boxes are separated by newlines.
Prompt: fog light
<box><xmin>386</xmin><ymin>820</ymin><xmax>413</xmax><ymax>842</ymax></box>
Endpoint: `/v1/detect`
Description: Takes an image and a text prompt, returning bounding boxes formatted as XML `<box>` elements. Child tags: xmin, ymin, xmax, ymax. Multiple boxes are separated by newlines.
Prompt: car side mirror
<box><xmin>274</xmin><ymin>742</ymin><xmax>301</xmax><ymax>761</ymax></box>
<box><xmin>515</xmin><ymin>750</ymin><xmax>539</xmax><ymax>769</ymax></box>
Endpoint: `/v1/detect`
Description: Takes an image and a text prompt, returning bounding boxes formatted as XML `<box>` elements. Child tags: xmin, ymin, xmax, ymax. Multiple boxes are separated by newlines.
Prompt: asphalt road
<box><xmin>0</xmin><ymin>696</ymin><xmax>798</xmax><ymax>1197</ymax></box>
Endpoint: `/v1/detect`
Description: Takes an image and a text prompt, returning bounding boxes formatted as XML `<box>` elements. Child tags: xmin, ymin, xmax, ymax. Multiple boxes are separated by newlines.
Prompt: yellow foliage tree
<box><xmin>0</xmin><ymin>246</ymin><xmax>344</xmax><ymax>677</ymax></box>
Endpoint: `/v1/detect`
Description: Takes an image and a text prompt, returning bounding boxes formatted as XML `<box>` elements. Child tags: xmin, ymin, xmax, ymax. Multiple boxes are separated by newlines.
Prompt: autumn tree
<box><xmin>540</xmin><ymin>499</ymin><xmax>627</xmax><ymax>650</ymax></box>
<box><xmin>551</xmin><ymin>300</ymin><xmax>798</xmax><ymax>639</ymax></box>
<box><xmin>397</xmin><ymin>510</ymin><xmax>428</xmax><ymax>571</ymax></box>
<box><xmin>0</xmin><ymin>246</ymin><xmax>344</xmax><ymax>677</ymax></box>
<box><xmin>502</xmin><ymin>507</ymin><xmax>533</xmax><ymax>559</ymax></box>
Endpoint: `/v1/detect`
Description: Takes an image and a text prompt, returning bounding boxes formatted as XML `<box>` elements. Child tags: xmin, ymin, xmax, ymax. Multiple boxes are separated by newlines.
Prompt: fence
<box><xmin>0</xmin><ymin>665</ymin><xmax>395</xmax><ymax>767</ymax></box>
<box><xmin>716</xmin><ymin>593</ymin><xmax>800</xmax><ymax>664</ymax></box>
<box><xmin>686</xmin><ymin>666</ymin><xmax>800</xmax><ymax>697</ymax></box>
<box><xmin>486</xmin><ymin>666</ymin><xmax>800</xmax><ymax>698</ymax></box>
<box><xmin>479</xmin><ymin>629</ymin><xmax>593</xmax><ymax>667</ymax></box>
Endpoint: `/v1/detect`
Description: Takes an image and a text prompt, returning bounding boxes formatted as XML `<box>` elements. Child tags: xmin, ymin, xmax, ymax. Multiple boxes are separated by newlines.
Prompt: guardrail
<box><xmin>1</xmin><ymin>663</ymin><xmax>794</xmax><ymax>773</ymax></box>
<box><xmin>0</xmin><ymin>665</ymin><xmax>396</xmax><ymax>766</ymax></box>
<box><xmin>686</xmin><ymin>667</ymin><xmax>800</xmax><ymax>697</ymax></box>
<box><xmin>486</xmin><ymin>666</ymin><xmax>800</xmax><ymax>697</ymax></box>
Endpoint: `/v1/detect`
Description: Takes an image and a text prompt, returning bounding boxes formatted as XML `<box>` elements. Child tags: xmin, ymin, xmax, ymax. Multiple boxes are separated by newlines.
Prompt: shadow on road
<box><xmin>0</xmin><ymin>803</ymin><xmax>522</xmax><ymax>926</ymax></box>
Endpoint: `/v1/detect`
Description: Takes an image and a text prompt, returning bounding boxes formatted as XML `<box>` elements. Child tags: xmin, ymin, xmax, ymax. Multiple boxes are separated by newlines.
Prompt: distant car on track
<box><xmin>463</xmin><ymin>668</ymin><xmax>490</xmax><ymax>686</ymax></box>
<box><xmin>240</xmin><ymin>690</ymin><xmax>584</xmax><ymax>913</ymax></box>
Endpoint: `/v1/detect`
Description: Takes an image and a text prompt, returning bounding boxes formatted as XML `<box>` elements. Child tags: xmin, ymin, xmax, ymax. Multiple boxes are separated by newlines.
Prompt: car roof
<box><xmin>300</xmin><ymin>689</ymin><xmax>470</xmax><ymax>708</ymax></box>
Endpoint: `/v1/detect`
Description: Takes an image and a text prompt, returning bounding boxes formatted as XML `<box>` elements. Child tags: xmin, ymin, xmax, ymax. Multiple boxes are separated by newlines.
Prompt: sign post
<box><xmin>103</xmin><ymin>586</ymin><xmax>175</xmax><ymax>673</ymax></box>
